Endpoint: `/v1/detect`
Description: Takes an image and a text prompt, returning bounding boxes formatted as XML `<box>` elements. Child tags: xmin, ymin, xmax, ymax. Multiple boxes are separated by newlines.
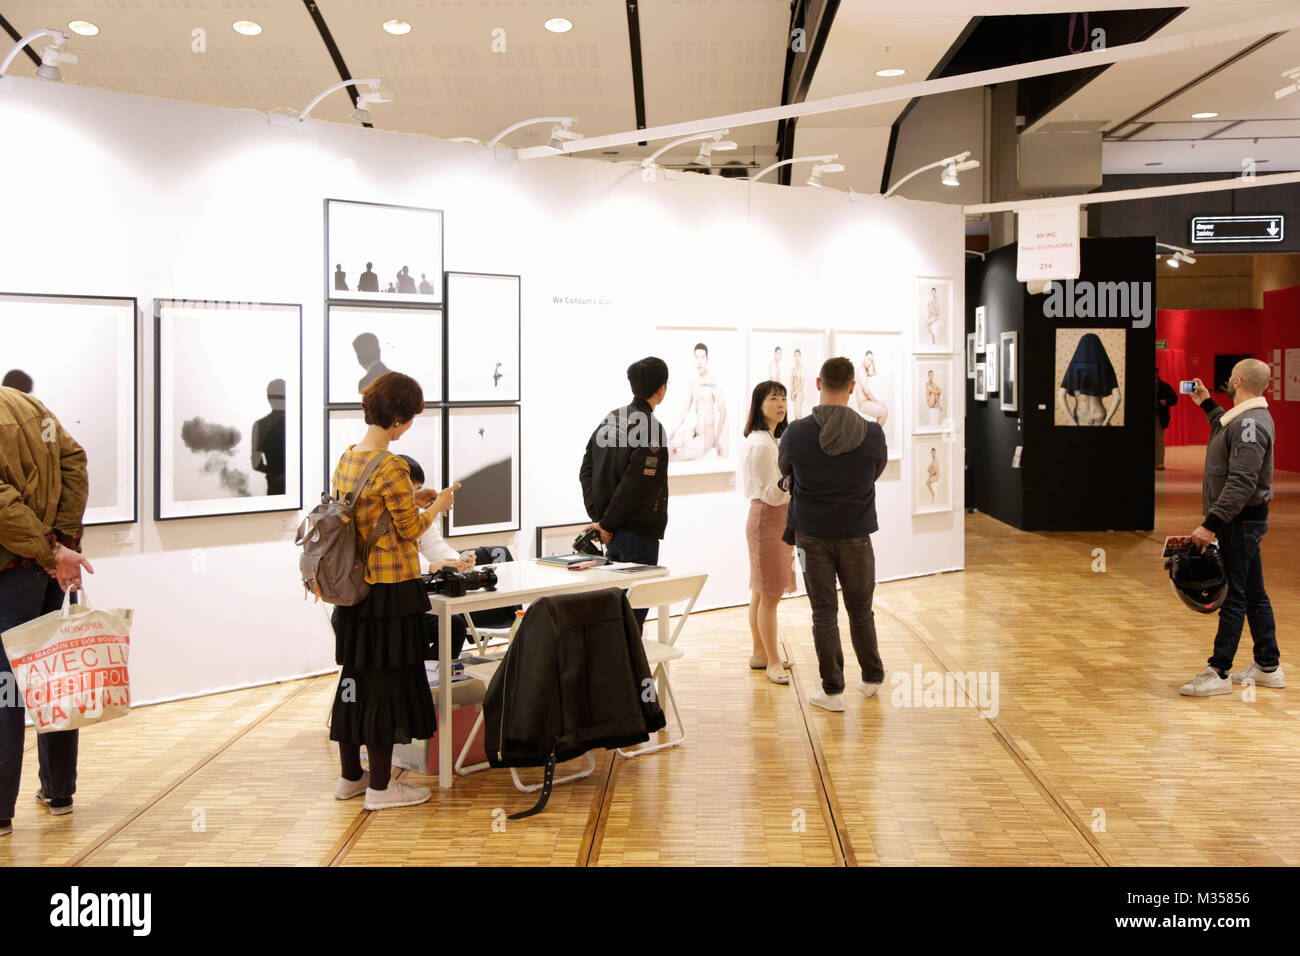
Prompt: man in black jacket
<box><xmin>579</xmin><ymin>357</ymin><xmax>670</xmax><ymax>626</ymax></box>
<box><xmin>779</xmin><ymin>357</ymin><xmax>888</xmax><ymax>712</ymax></box>
<box><xmin>1155</xmin><ymin>369</ymin><xmax>1179</xmax><ymax>471</ymax></box>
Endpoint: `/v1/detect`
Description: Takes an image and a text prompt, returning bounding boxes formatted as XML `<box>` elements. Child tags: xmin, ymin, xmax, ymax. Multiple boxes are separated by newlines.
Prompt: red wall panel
<box><xmin>1156</xmin><ymin>308</ymin><xmax>1261</xmax><ymax>447</ymax></box>
<box><xmin>1261</xmin><ymin>287</ymin><xmax>1300</xmax><ymax>473</ymax></box>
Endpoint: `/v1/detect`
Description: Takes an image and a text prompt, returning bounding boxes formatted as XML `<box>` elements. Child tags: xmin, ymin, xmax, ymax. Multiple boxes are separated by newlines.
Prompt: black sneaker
<box><xmin>0</xmin><ymin>819</ymin><xmax>11</xmax><ymax>836</ymax></box>
<box><xmin>35</xmin><ymin>789</ymin><xmax>73</xmax><ymax>816</ymax></box>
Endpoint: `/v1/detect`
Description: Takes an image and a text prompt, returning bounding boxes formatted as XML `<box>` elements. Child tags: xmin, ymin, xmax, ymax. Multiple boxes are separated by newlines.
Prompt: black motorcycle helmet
<box><xmin>1165</xmin><ymin>543</ymin><xmax>1228</xmax><ymax>614</ymax></box>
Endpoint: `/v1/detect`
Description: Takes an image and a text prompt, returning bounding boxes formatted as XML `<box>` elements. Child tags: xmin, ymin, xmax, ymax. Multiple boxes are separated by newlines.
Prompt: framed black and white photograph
<box><xmin>535</xmin><ymin>521</ymin><xmax>593</xmax><ymax>559</ymax></box>
<box><xmin>446</xmin><ymin>272</ymin><xmax>521</xmax><ymax>403</ymax></box>
<box><xmin>916</xmin><ymin>277</ymin><xmax>953</xmax><ymax>353</ymax></box>
<box><xmin>913</xmin><ymin>356</ymin><xmax>954</xmax><ymax>434</ymax></box>
<box><xmin>974</xmin><ymin>306</ymin><xmax>987</xmax><ymax>354</ymax></box>
<box><xmin>447</xmin><ymin>405</ymin><xmax>520</xmax><ymax>537</ymax></box>
<box><xmin>832</xmin><ymin>329</ymin><xmax>902</xmax><ymax>461</ymax></box>
<box><xmin>0</xmin><ymin>292</ymin><xmax>138</xmax><ymax>526</ymax></box>
<box><xmin>966</xmin><ymin>333</ymin><xmax>977</xmax><ymax>380</ymax></box>
<box><xmin>1000</xmin><ymin>331</ymin><xmax>1019</xmax><ymax>412</ymax></box>
<box><xmin>155</xmin><ymin>299</ymin><xmax>302</xmax><ymax>520</ymax></box>
<box><xmin>974</xmin><ymin>364</ymin><xmax>988</xmax><ymax>402</ymax></box>
<box><xmin>327</xmin><ymin>304</ymin><xmax>442</xmax><ymax>405</ymax></box>
<box><xmin>986</xmin><ymin>348</ymin><xmax>999</xmax><ymax>396</ymax></box>
<box><xmin>326</xmin><ymin>199</ymin><xmax>444</xmax><ymax>305</ymax></box>
<box><xmin>326</xmin><ymin>406</ymin><xmax>443</xmax><ymax>496</ymax></box>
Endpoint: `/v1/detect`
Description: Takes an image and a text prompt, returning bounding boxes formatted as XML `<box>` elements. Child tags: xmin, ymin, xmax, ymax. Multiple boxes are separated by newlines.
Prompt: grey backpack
<box><xmin>296</xmin><ymin>452</ymin><xmax>392</xmax><ymax>606</ymax></box>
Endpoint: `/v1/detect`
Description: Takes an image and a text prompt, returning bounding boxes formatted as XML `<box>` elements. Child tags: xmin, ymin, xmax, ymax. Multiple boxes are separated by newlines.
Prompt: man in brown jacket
<box><xmin>0</xmin><ymin>386</ymin><xmax>94</xmax><ymax>837</ymax></box>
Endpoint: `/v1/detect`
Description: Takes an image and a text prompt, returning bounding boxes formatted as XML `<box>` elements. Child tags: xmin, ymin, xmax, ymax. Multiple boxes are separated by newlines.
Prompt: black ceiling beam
<box><xmin>776</xmin><ymin>0</ymin><xmax>840</xmax><ymax>185</ymax></box>
<box><xmin>626</xmin><ymin>1</ymin><xmax>648</xmax><ymax>146</ymax></box>
<box><xmin>301</xmin><ymin>0</ymin><xmax>371</xmax><ymax>128</ymax></box>
<box><xmin>0</xmin><ymin>11</ymin><xmax>44</xmax><ymax>69</ymax></box>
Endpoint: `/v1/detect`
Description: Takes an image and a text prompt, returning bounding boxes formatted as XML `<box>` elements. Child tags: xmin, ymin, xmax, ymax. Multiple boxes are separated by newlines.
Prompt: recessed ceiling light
<box><xmin>602</xmin><ymin>150</ymin><xmax>618</xmax><ymax>155</ymax></box>
<box><xmin>544</xmin><ymin>17</ymin><xmax>573</xmax><ymax>33</ymax></box>
<box><xmin>1145</xmin><ymin>161</ymin><xmax>1163</xmax><ymax>166</ymax></box>
<box><xmin>383</xmin><ymin>19</ymin><xmax>412</xmax><ymax>35</ymax></box>
<box><xmin>1192</xmin><ymin>111</ymin><xmax>1218</xmax><ymax>119</ymax></box>
<box><xmin>232</xmin><ymin>20</ymin><xmax>262</xmax><ymax>37</ymax></box>
<box><xmin>67</xmin><ymin>20</ymin><xmax>99</xmax><ymax>37</ymax></box>
<box><xmin>876</xmin><ymin>68</ymin><xmax>905</xmax><ymax>78</ymax></box>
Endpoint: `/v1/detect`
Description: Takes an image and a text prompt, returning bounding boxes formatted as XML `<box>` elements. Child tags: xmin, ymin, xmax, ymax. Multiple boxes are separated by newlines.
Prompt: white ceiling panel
<box><xmin>1150</xmin><ymin>23</ymin><xmax>1300</xmax><ymax>121</ymax></box>
<box><xmin>1103</xmin><ymin>136</ymin><xmax>1300</xmax><ymax>173</ymax></box>
<box><xmin>1228</xmin><ymin>118</ymin><xmax>1300</xmax><ymax>136</ymax></box>
<box><xmin>1127</xmin><ymin>120</ymin><xmax>1237</xmax><ymax>139</ymax></box>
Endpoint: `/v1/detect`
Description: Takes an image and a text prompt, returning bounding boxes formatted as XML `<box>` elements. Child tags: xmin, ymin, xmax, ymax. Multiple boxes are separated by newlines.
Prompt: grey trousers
<box><xmin>796</xmin><ymin>534</ymin><xmax>885</xmax><ymax>694</ymax></box>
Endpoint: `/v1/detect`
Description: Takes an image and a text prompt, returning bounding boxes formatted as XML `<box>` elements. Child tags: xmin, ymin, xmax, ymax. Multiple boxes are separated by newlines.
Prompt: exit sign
<box><xmin>1191</xmin><ymin>215</ymin><xmax>1284</xmax><ymax>244</ymax></box>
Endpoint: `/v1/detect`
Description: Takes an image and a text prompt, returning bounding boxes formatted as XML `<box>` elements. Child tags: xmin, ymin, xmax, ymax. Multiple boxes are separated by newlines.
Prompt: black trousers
<box><xmin>796</xmin><ymin>534</ymin><xmax>885</xmax><ymax>694</ymax></box>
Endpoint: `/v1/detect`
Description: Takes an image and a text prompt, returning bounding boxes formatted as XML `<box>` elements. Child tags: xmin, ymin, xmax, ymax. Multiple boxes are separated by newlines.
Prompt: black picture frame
<box><xmin>154</xmin><ymin>298</ymin><xmax>303</xmax><ymax>521</ymax></box>
<box><xmin>445</xmin><ymin>404</ymin><xmax>521</xmax><ymax>538</ymax></box>
<box><xmin>444</xmin><ymin>271</ymin><xmax>522</xmax><ymax>404</ymax></box>
<box><xmin>0</xmin><ymin>291</ymin><xmax>140</xmax><ymax>526</ymax></box>
<box><xmin>325</xmin><ymin>303</ymin><xmax>444</xmax><ymax>406</ymax></box>
<box><xmin>325</xmin><ymin>198</ymin><xmax>445</xmax><ymax>306</ymax></box>
<box><xmin>534</xmin><ymin>521</ymin><xmax>593</xmax><ymax>559</ymax></box>
<box><xmin>323</xmin><ymin>405</ymin><xmax>446</xmax><ymax>501</ymax></box>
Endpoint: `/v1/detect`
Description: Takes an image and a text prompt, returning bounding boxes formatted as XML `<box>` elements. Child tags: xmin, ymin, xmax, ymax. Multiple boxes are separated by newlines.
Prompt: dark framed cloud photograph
<box><xmin>326</xmin><ymin>199</ymin><xmax>444</xmax><ymax>306</ymax></box>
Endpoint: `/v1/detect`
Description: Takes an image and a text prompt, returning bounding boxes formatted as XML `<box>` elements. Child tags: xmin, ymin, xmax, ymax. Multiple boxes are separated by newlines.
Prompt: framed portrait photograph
<box><xmin>535</xmin><ymin>522</ymin><xmax>593</xmax><ymax>559</ymax></box>
<box><xmin>327</xmin><ymin>304</ymin><xmax>442</xmax><ymax>405</ymax></box>
<box><xmin>986</xmin><ymin>348</ymin><xmax>999</xmax><ymax>395</ymax></box>
<box><xmin>447</xmin><ymin>405</ymin><xmax>521</xmax><ymax>536</ymax></box>
<box><xmin>974</xmin><ymin>364</ymin><xmax>988</xmax><ymax>402</ymax></box>
<box><xmin>974</xmin><ymin>305</ymin><xmax>987</xmax><ymax>354</ymax></box>
<box><xmin>912</xmin><ymin>435</ymin><xmax>954</xmax><ymax>515</ymax></box>
<box><xmin>326</xmin><ymin>406</ymin><xmax>443</xmax><ymax>498</ymax></box>
<box><xmin>916</xmin><ymin>277</ymin><xmax>953</xmax><ymax>353</ymax></box>
<box><xmin>1000</xmin><ymin>331</ymin><xmax>1019</xmax><ymax>412</ymax></box>
<box><xmin>832</xmin><ymin>329</ymin><xmax>903</xmax><ymax>460</ymax></box>
<box><xmin>966</xmin><ymin>333</ymin><xmax>977</xmax><ymax>380</ymax></box>
<box><xmin>913</xmin><ymin>356</ymin><xmax>954</xmax><ymax>434</ymax></box>
<box><xmin>446</xmin><ymin>272</ymin><xmax>521</xmax><ymax>403</ymax></box>
<box><xmin>326</xmin><ymin>199</ymin><xmax>444</xmax><ymax>305</ymax></box>
<box><xmin>1055</xmin><ymin>328</ymin><xmax>1126</xmax><ymax>427</ymax></box>
<box><xmin>0</xmin><ymin>292</ymin><xmax>138</xmax><ymax>526</ymax></box>
<box><xmin>746</xmin><ymin>328</ymin><xmax>827</xmax><ymax>423</ymax></box>
<box><xmin>156</xmin><ymin>300</ymin><xmax>302</xmax><ymax>520</ymax></box>
<box><xmin>657</xmin><ymin>325</ymin><xmax>741</xmax><ymax>476</ymax></box>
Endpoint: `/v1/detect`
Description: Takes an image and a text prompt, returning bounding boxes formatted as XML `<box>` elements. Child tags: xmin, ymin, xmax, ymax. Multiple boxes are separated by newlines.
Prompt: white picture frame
<box><xmin>974</xmin><ymin>364</ymin><xmax>988</xmax><ymax>402</ymax></box>
<box><xmin>746</xmin><ymin>328</ymin><xmax>827</xmax><ymax>422</ymax></box>
<box><xmin>156</xmin><ymin>299</ymin><xmax>302</xmax><ymax>520</ymax></box>
<box><xmin>966</xmin><ymin>332</ymin><xmax>977</xmax><ymax>380</ymax></box>
<box><xmin>916</xmin><ymin>277</ymin><xmax>954</xmax><ymax>353</ymax></box>
<box><xmin>912</xmin><ymin>435</ymin><xmax>954</xmax><ymax>515</ymax></box>
<box><xmin>326</xmin><ymin>406</ymin><xmax>443</xmax><ymax>497</ymax></box>
<box><xmin>986</xmin><ymin>347</ymin><xmax>999</xmax><ymax>395</ymax></box>
<box><xmin>327</xmin><ymin>304</ymin><xmax>442</xmax><ymax>405</ymax></box>
<box><xmin>0</xmin><ymin>293</ymin><xmax>138</xmax><ymax>526</ymax></box>
<box><xmin>446</xmin><ymin>272</ymin><xmax>521</xmax><ymax>403</ymax></box>
<box><xmin>447</xmin><ymin>405</ymin><xmax>521</xmax><ymax>536</ymax></box>
<box><xmin>326</xmin><ymin>199</ymin><xmax>444</xmax><ymax>306</ymax></box>
<box><xmin>1000</xmin><ymin>331</ymin><xmax>1019</xmax><ymax>412</ymax></box>
<box><xmin>832</xmin><ymin>329</ymin><xmax>903</xmax><ymax>461</ymax></box>
<box><xmin>974</xmin><ymin>305</ymin><xmax>987</xmax><ymax>354</ymax></box>
<box><xmin>657</xmin><ymin>325</ymin><xmax>740</xmax><ymax>476</ymax></box>
<box><xmin>913</xmin><ymin>356</ymin><xmax>954</xmax><ymax>434</ymax></box>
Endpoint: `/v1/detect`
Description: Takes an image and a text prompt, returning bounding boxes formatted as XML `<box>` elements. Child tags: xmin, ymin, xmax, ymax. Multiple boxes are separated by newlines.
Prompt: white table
<box><xmin>428</xmin><ymin>559</ymin><xmax>670</xmax><ymax>788</ymax></box>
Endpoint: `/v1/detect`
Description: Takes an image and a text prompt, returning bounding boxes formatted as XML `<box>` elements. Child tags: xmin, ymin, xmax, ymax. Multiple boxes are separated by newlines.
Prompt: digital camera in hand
<box><xmin>423</xmin><ymin>565</ymin><xmax>498</xmax><ymax>597</ymax></box>
<box><xmin>573</xmin><ymin>528</ymin><xmax>605</xmax><ymax>556</ymax></box>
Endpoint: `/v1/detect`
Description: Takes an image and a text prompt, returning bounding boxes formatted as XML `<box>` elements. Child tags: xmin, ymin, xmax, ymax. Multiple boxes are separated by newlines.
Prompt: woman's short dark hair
<box><xmin>362</xmin><ymin>371</ymin><xmax>424</xmax><ymax>428</ymax></box>
<box><xmin>628</xmin><ymin>356</ymin><xmax>669</xmax><ymax>401</ymax></box>
<box><xmin>399</xmin><ymin>455</ymin><xmax>425</xmax><ymax>486</ymax></box>
<box><xmin>744</xmin><ymin>380</ymin><xmax>788</xmax><ymax>439</ymax></box>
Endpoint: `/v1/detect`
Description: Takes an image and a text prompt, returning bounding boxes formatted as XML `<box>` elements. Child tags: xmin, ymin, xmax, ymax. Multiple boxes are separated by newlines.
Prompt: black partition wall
<box><xmin>966</xmin><ymin>237</ymin><xmax>1156</xmax><ymax>532</ymax></box>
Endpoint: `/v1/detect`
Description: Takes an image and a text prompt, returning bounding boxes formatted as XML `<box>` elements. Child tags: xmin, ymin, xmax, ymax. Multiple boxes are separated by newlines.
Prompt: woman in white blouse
<box><xmin>743</xmin><ymin>381</ymin><xmax>796</xmax><ymax>685</ymax></box>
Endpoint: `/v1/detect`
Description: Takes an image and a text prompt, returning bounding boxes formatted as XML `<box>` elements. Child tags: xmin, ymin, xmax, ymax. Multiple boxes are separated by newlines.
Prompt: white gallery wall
<box><xmin>0</xmin><ymin>78</ymin><xmax>963</xmax><ymax>705</ymax></box>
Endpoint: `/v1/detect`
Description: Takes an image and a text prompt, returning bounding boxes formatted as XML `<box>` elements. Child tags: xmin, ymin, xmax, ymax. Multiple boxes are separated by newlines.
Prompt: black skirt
<box><xmin>329</xmin><ymin>579</ymin><xmax>436</xmax><ymax>745</ymax></box>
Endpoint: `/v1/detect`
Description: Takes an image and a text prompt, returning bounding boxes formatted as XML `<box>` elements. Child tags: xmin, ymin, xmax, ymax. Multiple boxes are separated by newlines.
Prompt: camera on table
<box><xmin>423</xmin><ymin>565</ymin><xmax>498</xmax><ymax>597</ymax></box>
<box><xmin>573</xmin><ymin>527</ymin><xmax>604</xmax><ymax>556</ymax></box>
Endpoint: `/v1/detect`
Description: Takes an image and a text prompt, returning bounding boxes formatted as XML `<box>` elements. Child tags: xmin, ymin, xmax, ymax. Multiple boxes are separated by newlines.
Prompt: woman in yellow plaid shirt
<box><xmin>329</xmin><ymin>372</ymin><xmax>458</xmax><ymax>811</ymax></box>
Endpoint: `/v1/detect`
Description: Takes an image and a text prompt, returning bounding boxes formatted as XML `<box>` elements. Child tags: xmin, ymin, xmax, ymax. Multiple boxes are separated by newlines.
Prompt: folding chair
<box><xmin>616</xmin><ymin>572</ymin><xmax>707</xmax><ymax>759</ymax></box>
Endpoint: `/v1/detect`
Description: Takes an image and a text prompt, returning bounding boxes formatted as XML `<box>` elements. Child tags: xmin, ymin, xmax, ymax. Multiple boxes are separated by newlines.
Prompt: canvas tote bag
<box><xmin>1</xmin><ymin>586</ymin><xmax>133</xmax><ymax>733</ymax></box>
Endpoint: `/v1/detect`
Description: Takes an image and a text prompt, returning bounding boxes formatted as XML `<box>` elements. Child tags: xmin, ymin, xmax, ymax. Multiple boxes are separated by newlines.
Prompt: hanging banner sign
<box><xmin>1017</xmin><ymin>205</ymin><xmax>1081</xmax><ymax>281</ymax></box>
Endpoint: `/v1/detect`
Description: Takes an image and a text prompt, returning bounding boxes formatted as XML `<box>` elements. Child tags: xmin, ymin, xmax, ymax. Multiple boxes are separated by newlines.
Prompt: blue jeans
<box><xmin>1209</xmin><ymin>518</ymin><xmax>1279</xmax><ymax>673</ymax></box>
<box><xmin>0</xmin><ymin>565</ymin><xmax>79</xmax><ymax>820</ymax></box>
<box><xmin>607</xmin><ymin>529</ymin><xmax>660</xmax><ymax>630</ymax></box>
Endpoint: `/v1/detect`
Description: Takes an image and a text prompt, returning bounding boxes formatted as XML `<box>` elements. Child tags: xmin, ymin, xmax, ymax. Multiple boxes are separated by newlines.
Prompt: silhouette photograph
<box><xmin>327</xmin><ymin>305</ymin><xmax>441</xmax><ymax>404</ymax></box>
<box><xmin>326</xmin><ymin>199</ymin><xmax>443</xmax><ymax>305</ymax></box>
<box><xmin>446</xmin><ymin>272</ymin><xmax>520</xmax><ymax>402</ymax></box>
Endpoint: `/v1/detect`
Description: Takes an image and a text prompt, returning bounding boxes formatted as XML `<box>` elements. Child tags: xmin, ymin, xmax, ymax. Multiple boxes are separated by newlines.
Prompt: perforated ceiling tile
<box><xmin>672</xmin><ymin>40</ymin><xmax>720</xmax><ymax>67</ymax></box>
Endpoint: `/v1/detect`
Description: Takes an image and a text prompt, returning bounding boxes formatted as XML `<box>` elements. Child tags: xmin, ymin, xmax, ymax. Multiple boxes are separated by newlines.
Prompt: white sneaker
<box><xmin>1230</xmin><ymin>662</ymin><xmax>1285</xmax><ymax>689</ymax></box>
<box><xmin>334</xmin><ymin>771</ymin><xmax>369</xmax><ymax>800</ymax></box>
<box><xmin>1179</xmin><ymin>667</ymin><xmax>1232</xmax><ymax>697</ymax></box>
<box><xmin>857</xmin><ymin>681</ymin><xmax>882</xmax><ymax>699</ymax></box>
<box><xmin>363</xmin><ymin>778</ymin><xmax>431</xmax><ymax>810</ymax></box>
<box><xmin>809</xmin><ymin>690</ymin><xmax>845</xmax><ymax>712</ymax></box>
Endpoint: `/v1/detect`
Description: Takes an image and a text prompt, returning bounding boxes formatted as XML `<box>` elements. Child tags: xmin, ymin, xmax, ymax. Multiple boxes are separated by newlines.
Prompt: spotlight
<box><xmin>352</xmin><ymin>87</ymin><xmax>391</xmax><ymax>124</ymax></box>
<box><xmin>1166</xmin><ymin>255</ymin><xmax>1180</xmax><ymax>268</ymax></box>
<box><xmin>805</xmin><ymin>162</ymin><xmax>845</xmax><ymax>187</ymax></box>
<box><xmin>67</xmin><ymin>21</ymin><xmax>99</xmax><ymax>37</ymax></box>
<box><xmin>694</xmin><ymin>136</ymin><xmax>736</xmax><ymax>166</ymax></box>
<box><xmin>545</xmin><ymin>122</ymin><xmax>583</xmax><ymax>152</ymax></box>
<box><xmin>883</xmin><ymin>150</ymin><xmax>977</xmax><ymax>197</ymax></box>
<box><xmin>2</xmin><ymin>30</ymin><xmax>81</xmax><ymax>82</ymax></box>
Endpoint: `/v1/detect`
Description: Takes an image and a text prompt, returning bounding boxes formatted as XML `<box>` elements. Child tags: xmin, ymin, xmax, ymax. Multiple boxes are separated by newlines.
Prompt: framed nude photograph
<box><xmin>912</xmin><ymin>435</ymin><xmax>954</xmax><ymax>515</ymax></box>
<box><xmin>916</xmin><ymin>277</ymin><xmax>953</xmax><ymax>353</ymax></box>
<box><xmin>913</xmin><ymin>356</ymin><xmax>954</xmax><ymax>434</ymax></box>
<box><xmin>832</xmin><ymin>329</ymin><xmax>903</xmax><ymax>461</ymax></box>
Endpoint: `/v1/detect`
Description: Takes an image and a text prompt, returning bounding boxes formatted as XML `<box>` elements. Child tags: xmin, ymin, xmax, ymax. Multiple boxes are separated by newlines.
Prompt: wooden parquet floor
<box><xmin>3</xmin><ymin>445</ymin><xmax>1295</xmax><ymax>867</ymax></box>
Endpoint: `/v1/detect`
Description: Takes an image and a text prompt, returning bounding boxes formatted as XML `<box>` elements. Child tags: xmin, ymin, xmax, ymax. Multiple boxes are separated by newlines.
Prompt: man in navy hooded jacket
<box><xmin>778</xmin><ymin>357</ymin><xmax>888</xmax><ymax>712</ymax></box>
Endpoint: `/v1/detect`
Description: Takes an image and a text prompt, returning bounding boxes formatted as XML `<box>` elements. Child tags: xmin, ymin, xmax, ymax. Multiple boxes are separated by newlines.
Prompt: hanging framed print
<box><xmin>966</xmin><ymin>333</ymin><xmax>977</xmax><ymax>380</ymax></box>
<box><xmin>1000</xmin><ymin>331</ymin><xmax>1019</xmax><ymax>412</ymax></box>
<box><xmin>974</xmin><ymin>306</ymin><xmax>986</xmax><ymax>354</ymax></box>
<box><xmin>832</xmin><ymin>329</ymin><xmax>903</xmax><ymax>460</ymax></box>
<box><xmin>912</xmin><ymin>435</ymin><xmax>954</xmax><ymax>515</ymax></box>
<box><xmin>657</xmin><ymin>325</ymin><xmax>741</xmax><ymax>476</ymax></box>
<box><xmin>447</xmin><ymin>405</ymin><xmax>521</xmax><ymax>536</ymax></box>
<box><xmin>916</xmin><ymin>277</ymin><xmax>953</xmax><ymax>353</ymax></box>
<box><xmin>446</xmin><ymin>272</ymin><xmax>521</xmax><ymax>403</ymax></box>
<box><xmin>327</xmin><ymin>304</ymin><xmax>442</xmax><ymax>405</ymax></box>
<box><xmin>974</xmin><ymin>364</ymin><xmax>988</xmax><ymax>402</ymax></box>
<box><xmin>746</xmin><ymin>328</ymin><xmax>828</xmax><ymax>422</ymax></box>
<box><xmin>986</xmin><ymin>347</ymin><xmax>999</xmax><ymax>395</ymax></box>
<box><xmin>326</xmin><ymin>406</ymin><xmax>443</xmax><ymax>497</ymax></box>
<box><xmin>913</xmin><ymin>356</ymin><xmax>954</xmax><ymax>434</ymax></box>
<box><xmin>0</xmin><ymin>292</ymin><xmax>138</xmax><ymax>525</ymax></box>
<box><xmin>1055</xmin><ymin>328</ymin><xmax>1126</xmax><ymax>427</ymax></box>
<box><xmin>155</xmin><ymin>299</ymin><xmax>302</xmax><ymax>520</ymax></box>
<box><xmin>326</xmin><ymin>199</ymin><xmax>444</xmax><ymax>305</ymax></box>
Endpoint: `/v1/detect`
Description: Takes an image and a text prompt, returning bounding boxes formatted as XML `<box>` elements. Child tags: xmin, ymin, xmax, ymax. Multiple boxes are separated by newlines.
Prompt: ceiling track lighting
<box><xmin>751</xmin><ymin>154</ymin><xmax>839</xmax><ymax>184</ymax></box>
<box><xmin>0</xmin><ymin>29</ymin><xmax>78</xmax><ymax>83</ymax></box>
<box><xmin>805</xmin><ymin>162</ymin><xmax>845</xmax><ymax>188</ymax></box>
<box><xmin>640</xmin><ymin>130</ymin><xmax>735</xmax><ymax>181</ymax></box>
<box><xmin>1156</xmin><ymin>242</ymin><xmax>1195</xmax><ymax>267</ymax></box>
<box><xmin>885</xmin><ymin>151</ymin><xmax>979</xmax><ymax>197</ymax></box>
<box><xmin>269</xmin><ymin>78</ymin><xmax>388</xmax><ymax>126</ymax></box>
<box><xmin>481</xmin><ymin>116</ymin><xmax>579</xmax><ymax>150</ymax></box>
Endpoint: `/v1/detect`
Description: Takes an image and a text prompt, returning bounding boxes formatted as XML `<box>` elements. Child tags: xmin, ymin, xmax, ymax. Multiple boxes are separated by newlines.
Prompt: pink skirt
<box><xmin>746</xmin><ymin>499</ymin><xmax>796</xmax><ymax>597</ymax></box>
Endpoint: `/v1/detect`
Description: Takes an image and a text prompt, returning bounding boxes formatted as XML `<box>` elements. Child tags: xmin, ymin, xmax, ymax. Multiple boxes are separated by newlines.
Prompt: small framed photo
<box><xmin>912</xmin><ymin>435</ymin><xmax>954</xmax><ymax>515</ymax></box>
<box><xmin>535</xmin><ymin>522</ymin><xmax>593</xmax><ymax>558</ymax></box>
<box><xmin>447</xmin><ymin>405</ymin><xmax>521</xmax><ymax>537</ymax></box>
<box><xmin>913</xmin><ymin>356</ymin><xmax>954</xmax><ymax>434</ymax></box>
<box><xmin>326</xmin><ymin>406</ymin><xmax>443</xmax><ymax>498</ymax></box>
<box><xmin>326</xmin><ymin>199</ymin><xmax>444</xmax><ymax>305</ymax></box>
<box><xmin>155</xmin><ymin>299</ymin><xmax>302</xmax><ymax>520</ymax></box>
<box><xmin>966</xmin><ymin>333</ymin><xmax>977</xmax><ymax>380</ymax></box>
<box><xmin>1000</xmin><ymin>331</ymin><xmax>1019</xmax><ymax>412</ymax></box>
<box><xmin>832</xmin><ymin>329</ymin><xmax>902</xmax><ymax>460</ymax></box>
<box><xmin>916</xmin><ymin>277</ymin><xmax>953</xmax><ymax>353</ymax></box>
<box><xmin>446</xmin><ymin>272</ymin><xmax>521</xmax><ymax>403</ymax></box>
<box><xmin>986</xmin><ymin>348</ymin><xmax>999</xmax><ymax>395</ymax></box>
<box><xmin>327</xmin><ymin>304</ymin><xmax>442</xmax><ymax>405</ymax></box>
<box><xmin>974</xmin><ymin>364</ymin><xmax>988</xmax><ymax>401</ymax></box>
<box><xmin>974</xmin><ymin>306</ymin><xmax>986</xmax><ymax>354</ymax></box>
